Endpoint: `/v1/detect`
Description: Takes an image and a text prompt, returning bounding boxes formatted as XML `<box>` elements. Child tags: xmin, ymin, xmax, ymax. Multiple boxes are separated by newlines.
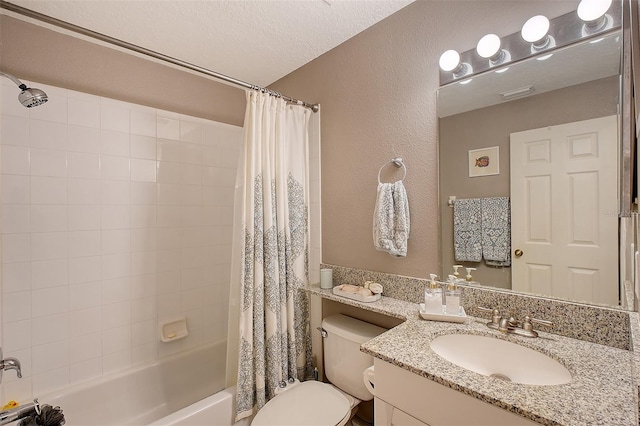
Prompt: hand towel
<box><xmin>373</xmin><ymin>180</ymin><xmax>410</xmax><ymax>257</ymax></box>
<box><xmin>481</xmin><ymin>197</ymin><xmax>511</xmax><ymax>266</ymax></box>
<box><xmin>453</xmin><ymin>198</ymin><xmax>482</xmax><ymax>262</ymax></box>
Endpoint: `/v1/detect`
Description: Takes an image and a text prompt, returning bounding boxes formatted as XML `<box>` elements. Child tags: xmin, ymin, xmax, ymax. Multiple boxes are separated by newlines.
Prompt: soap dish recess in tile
<box><xmin>159</xmin><ymin>316</ymin><xmax>188</xmax><ymax>342</ymax></box>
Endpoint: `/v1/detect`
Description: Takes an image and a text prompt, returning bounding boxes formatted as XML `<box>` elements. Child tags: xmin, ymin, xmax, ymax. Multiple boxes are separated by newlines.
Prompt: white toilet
<box><xmin>251</xmin><ymin>314</ymin><xmax>386</xmax><ymax>426</ymax></box>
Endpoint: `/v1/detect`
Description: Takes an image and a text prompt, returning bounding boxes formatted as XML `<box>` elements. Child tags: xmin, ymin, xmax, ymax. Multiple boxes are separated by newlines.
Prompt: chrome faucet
<box><xmin>0</xmin><ymin>399</ymin><xmax>39</xmax><ymax>426</ymax></box>
<box><xmin>477</xmin><ymin>307</ymin><xmax>553</xmax><ymax>338</ymax></box>
<box><xmin>0</xmin><ymin>348</ymin><xmax>22</xmax><ymax>383</ymax></box>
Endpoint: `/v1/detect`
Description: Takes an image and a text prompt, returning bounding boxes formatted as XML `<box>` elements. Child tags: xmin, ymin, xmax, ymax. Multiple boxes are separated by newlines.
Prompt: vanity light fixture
<box><xmin>438</xmin><ymin>0</ymin><xmax>621</xmax><ymax>86</ymax></box>
<box><xmin>495</xmin><ymin>67</ymin><xmax>509</xmax><ymax>74</ymax></box>
<box><xmin>578</xmin><ymin>0</ymin><xmax>613</xmax><ymax>34</ymax></box>
<box><xmin>439</xmin><ymin>49</ymin><xmax>472</xmax><ymax>77</ymax></box>
<box><xmin>476</xmin><ymin>34</ymin><xmax>511</xmax><ymax>66</ymax></box>
<box><xmin>536</xmin><ymin>54</ymin><xmax>553</xmax><ymax>61</ymax></box>
<box><xmin>459</xmin><ymin>78</ymin><xmax>473</xmax><ymax>85</ymax></box>
<box><xmin>521</xmin><ymin>15</ymin><xmax>555</xmax><ymax>51</ymax></box>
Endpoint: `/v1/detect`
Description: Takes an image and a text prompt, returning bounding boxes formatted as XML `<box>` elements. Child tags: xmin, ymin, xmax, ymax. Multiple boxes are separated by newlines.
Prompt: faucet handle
<box><xmin>522</xmin><ymin>316</ymin><xmax>554</xmax><ymax>334</ymax></box>
<box><xmin>477</xmin><ymin>306</ymin><xmax>501</xmax><ymax>326</ymax></box>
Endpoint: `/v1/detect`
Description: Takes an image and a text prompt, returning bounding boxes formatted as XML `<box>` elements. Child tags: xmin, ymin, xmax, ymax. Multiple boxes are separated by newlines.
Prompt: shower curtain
<box><xmin>233</xmin><ymin>90</ymin><xmax>313</xmax><ymax>421</ymax></box>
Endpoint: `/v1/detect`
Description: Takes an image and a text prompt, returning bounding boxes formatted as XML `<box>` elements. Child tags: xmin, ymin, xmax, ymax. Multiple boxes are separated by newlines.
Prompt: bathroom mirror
<box><xmin>437</xmin><ymin>21</ymin><xmax>628</xmax><ymax>308</ymax></box>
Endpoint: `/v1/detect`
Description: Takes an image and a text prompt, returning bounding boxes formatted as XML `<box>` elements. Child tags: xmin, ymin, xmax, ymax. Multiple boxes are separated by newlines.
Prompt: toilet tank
<box><xmin>322</xmin><ymin>314</ymin><xmax>387</xmax><ymax>401</ymax></box>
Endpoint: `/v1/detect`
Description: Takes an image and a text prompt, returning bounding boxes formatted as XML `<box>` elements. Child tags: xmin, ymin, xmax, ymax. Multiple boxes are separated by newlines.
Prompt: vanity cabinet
<box><xmin>373</xmin><ymin>359</ymin><xmax>539</xmax><ymax>426</ymax></box>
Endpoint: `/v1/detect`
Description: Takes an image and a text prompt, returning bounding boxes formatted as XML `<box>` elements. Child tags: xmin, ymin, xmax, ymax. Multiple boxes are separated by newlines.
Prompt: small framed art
<box><xmin>468</xmin><ymin>146</ymin><xmax>499</xmax><ymax>177</ymax></box>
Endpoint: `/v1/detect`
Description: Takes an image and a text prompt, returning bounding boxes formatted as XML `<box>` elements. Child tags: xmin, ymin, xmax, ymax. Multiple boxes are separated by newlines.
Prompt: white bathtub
<box><xmin>38</xmin><ymin>341</ymin><xmax>245</xmax><ymax>426</ymax></box>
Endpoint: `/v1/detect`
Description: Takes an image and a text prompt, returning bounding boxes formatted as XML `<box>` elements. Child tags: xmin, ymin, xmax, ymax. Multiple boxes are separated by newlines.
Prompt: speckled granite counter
<box><xmin>306</xmin><ymin>285</ymin><xmax>638</xmax><ymax>426</ymax></box>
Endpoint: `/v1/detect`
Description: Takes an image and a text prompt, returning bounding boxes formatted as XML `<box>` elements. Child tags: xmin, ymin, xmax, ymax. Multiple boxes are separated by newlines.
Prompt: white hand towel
<box><xmin>373</xmin><ymin>181</ymin><xmax>410</xmax><ymax>257</ymax></box>
<box><xmin>453</xmin><ymin>198</ymin><xmax>482</xmax><ymax>262</ymax></box>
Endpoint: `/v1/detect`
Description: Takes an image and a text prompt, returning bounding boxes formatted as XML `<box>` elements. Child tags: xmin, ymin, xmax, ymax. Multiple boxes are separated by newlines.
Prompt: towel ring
<box><xmin>378</xmin><ymin>157</ymin><xmax>407</xmax><ymax>184</ymax></box>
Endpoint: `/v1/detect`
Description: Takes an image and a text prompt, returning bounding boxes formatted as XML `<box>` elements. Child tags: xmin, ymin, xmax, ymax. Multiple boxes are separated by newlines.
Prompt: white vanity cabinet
<box><xmin>373</xmin><ymin>359</ymin><xmax>539</xmax><ymax>426</ymax></box>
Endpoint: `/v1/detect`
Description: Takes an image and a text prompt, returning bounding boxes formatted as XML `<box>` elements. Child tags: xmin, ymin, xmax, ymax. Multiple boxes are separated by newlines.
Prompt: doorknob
<box><xmin>514</xmin><ymin>249</ymin><xmax>524</xmax><ymax>258</ymax></box>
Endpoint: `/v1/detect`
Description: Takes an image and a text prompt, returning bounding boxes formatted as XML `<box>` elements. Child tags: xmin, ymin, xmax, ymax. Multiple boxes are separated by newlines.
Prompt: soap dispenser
<box><xmin>424</xmin><ymin>274</ymin><xmax>443</xmax><ymax>314</ymax></box>
<box><xmin>445</xmin><ymin>275</ymin><xmax>462</xmax><ymax>315</ymax></box>
<box><xmin>452</xmin><ymin>265</ymin><xmax>463</xmax><ymax>281</ymax></box>
<box><xmin>465</xmin><ymin>267</ymin><xmax>479</xmax><ymax>285</ymax></box>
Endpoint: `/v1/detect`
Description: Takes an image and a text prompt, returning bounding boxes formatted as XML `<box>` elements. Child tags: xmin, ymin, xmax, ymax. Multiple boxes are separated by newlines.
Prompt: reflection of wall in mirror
<box><xmin>439</xmin><ymin>76</ymin><xmax>618</xmax><ymax>289</ymax></box>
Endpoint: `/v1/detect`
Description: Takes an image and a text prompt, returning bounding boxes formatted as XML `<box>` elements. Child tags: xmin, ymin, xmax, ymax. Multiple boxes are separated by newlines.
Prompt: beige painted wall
<box><xmin>0</xmin><ymin>15</ymin><xmax>245</xmax><ymax>126</ymax></box>
<box><xmin>439</xmin><ymin>76</ymin><xmax>619</xmax><ymax>289</ymax></box>
<box><xmin>271</xmin><ymin>0</ymin><xmax>576</xmax><ymax>279</ymax></box>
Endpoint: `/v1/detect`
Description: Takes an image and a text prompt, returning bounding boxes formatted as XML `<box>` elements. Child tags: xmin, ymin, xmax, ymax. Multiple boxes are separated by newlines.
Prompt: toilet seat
<box><xmin>251</xmin><ymin>381</ymin><xmax>351</xmax><ymax>426</ymax></box>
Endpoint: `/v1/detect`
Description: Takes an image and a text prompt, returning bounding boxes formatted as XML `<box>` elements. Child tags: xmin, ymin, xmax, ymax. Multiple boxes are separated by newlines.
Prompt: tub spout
<box><xmin>0</xmin><ymin>357</ymin><xmax>22</xmax><ymax>378</ymax></box>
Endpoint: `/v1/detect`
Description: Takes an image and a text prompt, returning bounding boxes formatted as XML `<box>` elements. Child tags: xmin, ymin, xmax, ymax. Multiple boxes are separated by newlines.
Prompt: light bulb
<box><xmin>439</xmin><ymin>50</ymin><xmax>460</xmax><ymax>72</ymax></box>
<box><xmin>476</xmin><ymin>34</ymin><xmax>501</xmax><ymax>59</ymax></box>
<box><xmin>521</xmin><ymin>15</ymin><xmax>550</xmax><ymax>43</ymax></box>
<box><xmin>577</xmin><ymin>0</ymin><xmax>612</xmax><ymax>22</ymax></box>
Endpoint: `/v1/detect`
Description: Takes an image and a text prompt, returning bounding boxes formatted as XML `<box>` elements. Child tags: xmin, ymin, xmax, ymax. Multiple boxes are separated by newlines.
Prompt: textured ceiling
<box><xmin>5</xmin><ymin>0</ymin><xmax>414</xmax><ymax>87</ymax></box>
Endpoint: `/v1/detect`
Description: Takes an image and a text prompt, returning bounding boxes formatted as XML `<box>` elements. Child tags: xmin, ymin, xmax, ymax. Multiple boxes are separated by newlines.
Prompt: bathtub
<box><xmin>38</xmin><ymin>341</ymin><xmax>246</xmax><ymax>426</ymax></box>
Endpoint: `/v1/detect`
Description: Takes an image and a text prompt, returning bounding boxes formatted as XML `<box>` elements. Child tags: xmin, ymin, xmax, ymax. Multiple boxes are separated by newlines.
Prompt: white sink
<box><xmin>429</xmin><ymin>334</ymin><xmax>572</xmax><ymax>385</ymax></box>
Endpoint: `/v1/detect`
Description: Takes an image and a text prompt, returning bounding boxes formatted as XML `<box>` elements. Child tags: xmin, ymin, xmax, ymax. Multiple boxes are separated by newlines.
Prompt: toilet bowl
<box><xmin>251</xmin><ymin>314</ymin><xmax>386</xmax><ymax>426</ymax></box>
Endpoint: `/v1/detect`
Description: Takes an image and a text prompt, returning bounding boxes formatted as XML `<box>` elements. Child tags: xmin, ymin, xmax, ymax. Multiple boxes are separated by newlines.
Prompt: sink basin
<box><xmin>429</xmin><ymin>334</ymin><xmax>572</xmax><ymax>385</ymax></box>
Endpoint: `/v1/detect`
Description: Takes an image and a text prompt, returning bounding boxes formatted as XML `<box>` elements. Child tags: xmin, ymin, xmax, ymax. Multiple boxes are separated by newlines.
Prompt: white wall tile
<box><xmin>69</xmin><ymin>282</ymin><xmax>101</xmax><ymax>311</ymax></box>
<box><xmin>102</xmin><ymin>302</ymin><xmax>131</xmax><ymax>329</ymax></box>
<box><xmin>4</xmin><ymin>320</ymin><xmax>32</xmax><ymax>351</ymax></box>
<box><xmin>31</xmin><ymin>258</ymin><xmax>69</xmax><ymax>288</ymax></box>
<box><xmin>69</xmin><ymin>333</ymin><xmax>102</xmax><ymax>364</ymax></box>
<box><xmin>2</xmin><ymin>233</ymin><xmax>31</xmax><ymax>263</ymax></box>
<box><xmin>32</xmin><ymin>313</ymin><xmax>69</xmax><ymax>346</ymax></box>
<box><xmin>30</xmin><ymin>120</ymin><xmax>67</xmax><ymax>150</ymax></box>
<box><xmin>69</xmin><ymin>256</ymin><xmax>101</xmax><ymax>284</ymax></box>
<box><xmin>68</xmin><ymin>230</ymin><xmax>101</xmax><ymax>258</ymax></box>
<box><xmin>131</xmin><ymin>342</ymin><xmax>157</xmax><ymax>366</ymax></box>
<box><xmin>131</xmin><ymin>229</ymin><xmax>156</xmax><ymax>252</ymax></box>
<box><xmin>102</xmin><ymin>326</ymin><xmax>131</xmax><ymax>354</ymax></box>
<box><xmin>68</xmin><ymin>152</ymin><xmax>100</xmax><ymax>179</ymax></box>
<box><xmin>30</xmin><ymin>232</ymin><xmax>67</xmax><ymax>261</ymax></box>
<box><xmin>131</xmin><ymin>110</ymin><xmax>156</xmax><ymax>137</ymax></box>
<box><xmin>68</xmin><ymin>125</ymin><xmax>100</xmax><ymax>154</ymax></box>
<box><xmin>131</xmin><ymin>159</ymin><xmax>157</xmax><ymax>182</ymax></box>
<box><xmin>31</xmin><ymin>205</ymin><xmax>67</xmax><ymax>232</ymax></box>
<box><xmin>157</xmin><ymin>139</ymin><xmax>181</xmax><ymax>161</ymax></box>
<box><xmin>180</xmin><ymin>120</ymin><xmax>202</xmax><ymax>144</ymax></box>
<box><xmin>102</xmin><ymin>278</ymin><xmax>131</xmax><ymax>305</ymax></box>
<box><xmin>31</xmin><ymin>176</ymin><xmax>68</xmax><ymax>205</ymax></box>
<box><xmin>101</xmin><ymin>253</ymin><xmax>131</xmax><ymax>280</ymax></box>
<box><xmin>2</xmin><ymin>175</ymin><xmax>30</xmax><ymax>204</ymax></box>
<box><xmin>131</xmin><ymin>135</ymin><xmax>156</xmax><ymax>159</ymax></box>
<box><xmin>101</xmin><ymin>155</ymin><xmax>130</xmax><ymax>180</ymax></box>
<box><xmin>131</xmin><ymin>251</ymin><xmax>156</xmax><ymax>276</ymax></box>
<box><xmin>1</xmin><ymin>115</ymin><xmax>30</xmax><ymax>146</ymax></box>
<box><xmin>157</xmin><ymin>117</ymin><xmax>179</xmax><ymax>140</ymax></box>
<box><xmin>68</xmin><ymin>95</ymin><xmax>100</xmax><ymax>129</ymax></box>
<box><xmin>101</xmin><ymin>229</ymin><xmax>130</xmax><ymax>254</ymax></box>
<box><xmin>68</xmin><ymin>205</ymin><xmax>100</xmax><ymax>231</ymax></box>
<box><xmin>101</xmin><ymin>205</ymin><xmax>130</xmax><ymax>230</ymax></box>
<box><xmin>131</xmin><ymin>182</ymin><xmax>157</xmax><ymax>205</ymax></box>
<box><xmin>32</xmin><ymin>286</ymin><xmax>68</xmax><ymax>317</ymax></box>
<box><xmin>1</xmin><ymin>145</ymin><xmax>30</xmax><ymax>175</ymax></box>
<box><xmin>69</xmin><ymin>307</ymin><xmax>101</xmax><ymax>337</ymax></box>
<box><xmin>2</xmin><ymin>291</ymin><xmax>32</xmax><ymax>322</ymax></box>
<box><xmin>101</xmin><ymin>101</ymin><xmax>130</xmax><ymax>133</ymax></box>
<box><xmin>101</xmin><ymin>180</ymin><xmax>130</xmax><ymax>205</ymax></box>
<box><xmin>131</xmin><ymin>319</ymin><xmax>156</xmax><ymax>345</ymax></box>
<box><xmin>101</xmin><ymin>130</ymin><xmax>130</xmax><ymax>157</ymax></box>
<box><xmin>30</xmin><ymin>148</ymin><xmax>67</xmax><ymax>177</ymax></box>
<box><xmin>32</xmin><ymin>340</ymin><xmax>69</xmax><ymax>374</ymax></box>
<box><xmin>2</xmin><ymin>262</ymin><xmax>31</xmax><ymax>293</ymax></box>
<box><xmin>131</xmin><ymin>205</ymin><xmax>156</xmax><ymax>229</ymax></box>
<box><xmin>68</xmin><ymin>179</ymin><xmax>101</xmax><ymax>205</ymax></box>
<box><xmin>180</xmin><ymin>143</ymin><xmax>202</xmax><ymax>164</ymax></box>
<box><xmin>2</xmin><ymin>204</ymin><xmax>30</xmax><ymax>233</ymax></box>
<box><xmin>157</xmin><ymin>161</ymin><xmax>181</xmax><ymax>183</ymax></box>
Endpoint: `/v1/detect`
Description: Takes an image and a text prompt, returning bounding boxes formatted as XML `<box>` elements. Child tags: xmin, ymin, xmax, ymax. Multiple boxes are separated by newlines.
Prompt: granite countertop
<box><xmin>306</xmin><ymin>285</ymin><xmax>638</xmax><ymax>426</ymax></box>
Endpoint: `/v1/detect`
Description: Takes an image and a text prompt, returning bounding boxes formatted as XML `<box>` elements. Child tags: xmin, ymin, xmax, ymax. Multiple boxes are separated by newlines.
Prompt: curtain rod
<box><xmin>0</xmin><ymin>0</ymin><xmax>319</xmax><ymax>113</ymax></box>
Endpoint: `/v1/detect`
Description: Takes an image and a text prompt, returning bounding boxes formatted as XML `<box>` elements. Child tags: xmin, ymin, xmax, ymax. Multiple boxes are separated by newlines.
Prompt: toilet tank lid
<box><xmin>321</xmin><ymin>314</ymin><xmax>387</xmax><ymax>343</ymax></box>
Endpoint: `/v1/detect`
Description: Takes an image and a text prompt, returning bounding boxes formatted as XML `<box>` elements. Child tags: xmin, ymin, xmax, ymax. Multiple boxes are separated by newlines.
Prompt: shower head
<box><xmin>0</xmin><ymin>72</ymin><xmax>48</xmax><ymax>108</ymax></box>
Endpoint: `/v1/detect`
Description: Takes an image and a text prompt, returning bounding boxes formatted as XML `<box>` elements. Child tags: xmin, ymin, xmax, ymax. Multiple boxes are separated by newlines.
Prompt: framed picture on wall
<box><xmin>468</xmin><ymin>146</ymin><xmax>499</xmax><ymax>177</ymax></box>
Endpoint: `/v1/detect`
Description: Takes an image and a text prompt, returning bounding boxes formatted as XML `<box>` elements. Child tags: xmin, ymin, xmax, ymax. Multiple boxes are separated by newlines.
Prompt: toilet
<box><xmin>251</xmin><ymin>314</ymin><xmax>386</xmax><ymax>426</ymax></box>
